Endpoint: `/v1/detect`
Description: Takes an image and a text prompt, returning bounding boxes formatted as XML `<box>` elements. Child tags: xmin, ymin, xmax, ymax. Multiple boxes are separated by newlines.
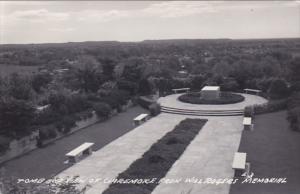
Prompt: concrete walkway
<box><xmin>58</xmin><ymin>113</ymin><xmax>188</xmax><ymax>194</ymax></box>
<box><xmin>152</xmin><ymin>93</ymin><xmax>267</xmax><ymax>194</ymax></box>
<box><xmin>57</xmin><ymin>94</ymin><xmax>267</xmax><ymax>194</ymax></box>
<box><xmin>152</xmin><ymin>115</ymin><xmax>243</xmax><ymax>194</ymax></box>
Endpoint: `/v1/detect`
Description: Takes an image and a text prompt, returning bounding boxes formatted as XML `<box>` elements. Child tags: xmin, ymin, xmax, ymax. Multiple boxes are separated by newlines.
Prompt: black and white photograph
<box><xmin>0</xmin><ymin>1</ymin><xmax>300</xmax><ymax>194</ymax></box>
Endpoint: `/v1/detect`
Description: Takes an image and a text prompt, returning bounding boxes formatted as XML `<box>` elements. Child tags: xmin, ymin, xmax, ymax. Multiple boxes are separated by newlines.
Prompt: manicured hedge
<box><xmin>137</xmin><ymin>96</ymin><xmax>161</xmax><ymax>116</ymax></box>
<box><xmin>244</xmin><ymin>106</ymin><xmax>254</xmax><ymax>117</ymax></box>
<box><xmin>149</xmin><ymin>103</ymin><xmax>161</xmax><ymax>116</ymax></box>
<box><xmin>178</xmin><ymin>92</ymin><xmax>245</xmax><ymax>105</ymax></box>
<box><xmin>252</xmin><ymin>99</ymin><xmax>287</xmax><ymax>115</ymax></box>
<box><xmin>103</xmin><ymin>118</ymin><xmax>207</xmax><ymax>194</ymax></box>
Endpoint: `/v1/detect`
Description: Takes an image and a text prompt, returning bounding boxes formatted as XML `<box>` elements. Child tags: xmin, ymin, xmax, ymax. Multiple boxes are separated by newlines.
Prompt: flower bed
<box><xmin>178</xmin><ymin>92</ymin><xmax>245</xmax><ymax>104</ymax></box>
<box><xmin>103</xmin><ymin>118</ymin><xmax>207</xmax><ymax>194</ymax></box>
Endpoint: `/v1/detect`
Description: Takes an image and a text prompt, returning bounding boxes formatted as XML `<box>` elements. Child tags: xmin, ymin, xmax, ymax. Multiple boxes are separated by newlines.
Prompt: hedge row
<box><xmin>252</xmin><ymin>99</ymin><xmax>288</xmax><ymax>115</ymax></box>
<box><xmin>102</xmin><ymin>118</ymin><xmax>207</xmax><ymax>194</ymax></box>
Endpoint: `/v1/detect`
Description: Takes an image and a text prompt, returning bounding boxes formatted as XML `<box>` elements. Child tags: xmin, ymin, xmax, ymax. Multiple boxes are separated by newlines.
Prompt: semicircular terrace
<box><xmin>158</xmin><ymin>93</ymin><xmax>268</xmax><ymax>112</ymax></box>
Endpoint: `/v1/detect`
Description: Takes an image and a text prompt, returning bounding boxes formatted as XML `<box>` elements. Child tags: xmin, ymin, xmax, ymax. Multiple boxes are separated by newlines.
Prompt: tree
<box><xmin>71</xmin><ymin>55</ymin><xmax>103</xmax><ymax>93</ymax></box>
<box><xmin>117</xmin><ymin>79</ymin><xmax>138</xmax><ymax>96</ymax></box>
<box><xmin>0</xmin><ymin>97</ymin><xmax>35</xmax><ymax>138</ymax></box>
<box><xmin>7</xmin><ymin>73</ymin><xmax>34</xmax><ymax>101</ymax></box>
<box><xmin>221</xmin><ymin>79</ymin><xmax>239</xmax><ymax>91</ymax></box>
<box><xmin>75</xmin><ymin>66</ymin><xmax>102</xmax><ymax>93</ymax></box>
<box><xmin>122</xmin><ymin>58</ymin><xmax>144</xmax><ymax>82</ymax></box>
<box><xmin>138</xmin><ymin>78</ymin><xmax>154</xmax><ymax>96</ymax></box>
<box><xmin>190</xmin><ymin>75</ymin><xmax>206</xmax><ymax>90</ymax></box>
<box><xmin>99</xmin><ymin>57</ymin><xmax>116</xmax><ymax>81</ymax></box>
<box><xmin>268</xmin><ymin>79</ymin><xmax>290</xmax><ymax>99</ymax></box>
<box><xmin>229</xmin><ymin>60</ymin><xmax>252</xmax><ymax>88</ymax></box>
<box><xmin>31</xmin><ymin>72</ymin><xmax>52</xmax><ymax>93</ymax></box>
<box><xmin>288</xmin><ymin>57</ymin><xmax>300</xmax><ymax>82</ymax></box>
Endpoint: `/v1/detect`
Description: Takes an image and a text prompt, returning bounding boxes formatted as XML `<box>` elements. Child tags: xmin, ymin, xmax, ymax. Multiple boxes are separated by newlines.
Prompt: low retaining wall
<box><xmin>0</xmin><ymin>131</ymin><xmax>39</xmax><ymax>164</ymax></box>
<box><xmin>0</xmin><ymin>100</ymin><xmax>134</xmax><ymax>164</ymax></box>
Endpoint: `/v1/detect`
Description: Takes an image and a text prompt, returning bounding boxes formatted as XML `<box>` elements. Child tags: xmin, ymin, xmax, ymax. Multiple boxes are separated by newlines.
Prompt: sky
<box><xmin>0</xmin><ymin>1</ymin><xmax>300</xmax><ymax>44</ymax></box>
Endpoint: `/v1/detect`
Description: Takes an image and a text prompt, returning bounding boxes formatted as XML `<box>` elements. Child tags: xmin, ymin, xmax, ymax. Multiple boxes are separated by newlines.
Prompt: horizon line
<box><xmin>1</xmin><ymin>37</ymin><xmax>300</xmax><ymax>46</ymax></box>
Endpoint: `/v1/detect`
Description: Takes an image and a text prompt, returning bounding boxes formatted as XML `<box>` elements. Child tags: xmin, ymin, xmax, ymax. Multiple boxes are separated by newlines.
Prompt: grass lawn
<box><xmin>230</xmin><ymin>111</ymin><xmax>300</xmax><ymax>194</ymax></box>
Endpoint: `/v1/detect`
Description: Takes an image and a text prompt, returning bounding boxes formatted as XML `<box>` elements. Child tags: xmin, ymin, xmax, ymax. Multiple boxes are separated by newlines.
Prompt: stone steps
<box><xmin>161</xmin><ymin>106</ymin><xmax>244</xmax><ymax>116</ymax></box>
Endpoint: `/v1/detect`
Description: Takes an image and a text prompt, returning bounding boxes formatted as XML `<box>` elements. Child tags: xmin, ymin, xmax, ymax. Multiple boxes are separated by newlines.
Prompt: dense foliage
<box><xmin>0</xmin><ymin>38</ymin><xmax>299</xmax><ymax>139</ymax></box>
<box><xmin>287</xmin><ymin>92</ymin><xmax>300</xmax><ymax>131</ymax></box>
<box><xmin>0</xmin><ymin>97</ymin><xmax>35</xmax><ymax>138</ymax></box>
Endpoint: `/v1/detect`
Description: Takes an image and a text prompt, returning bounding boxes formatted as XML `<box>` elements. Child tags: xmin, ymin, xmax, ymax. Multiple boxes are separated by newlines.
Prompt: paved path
<box><xmin>152</xmin><ymin>93</ymin><xmax>267</xmax><ymax>194</ymax></box>
<box><xmin>58</xmin><ymin>113</ymin><xmax>188</xmax><ymax>193</ymax></box>
<box><xmin>152</xmin><ymin>115</ymin><xmax>243</xmax><ymax>194</ymax></box>
<box><xmin>57</xmin><ymin>93</ymin><xmax>267</xmax><ymax>194</ymax></box>
<box><xmin>1</xmin><ymin>106</ymin><xmax>147</xmax><ymax>179</ymax></box>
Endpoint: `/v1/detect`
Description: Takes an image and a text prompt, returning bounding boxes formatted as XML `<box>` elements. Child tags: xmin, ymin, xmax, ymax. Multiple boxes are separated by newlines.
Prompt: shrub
<box><xmin>39</xmin><ymin>130</ymin><xmax>49</xmax><ymax>140</ymax></box>
<box><xmin>0</xmin><ymin>137</ymin><xmax>10</xmax><ymax>154</ymax></box>
<box><xmin>117</xmin><ymin>80</ymin><xmax>138</xmax><ymax>96</ymax></box>
<box><xmin>60</xmin><ymin>116</ymin><xmax>77</xmax><ymax>134</ymax></box>
<box><xmin>287</xmin><ymin>107</ymin><xmax>300</xmax><ymax>131</ymax></box>
<box><xmin>100</xmin><ymin>96</ymin><xmax>119</xmax><ymax>109</ymax></box>
<box><xmin>48</xmin><ymin>129</ymin><xmax>57</xmax><ymax>139</ymax></box>
<box><xmin>253</xmin><ymin>99</ymin><xmax>288</xmax><ymax>115</ymax></box>
<box><xmin>34</xmin><ymin>108</ymin><xmax>60</xmax><ymax>126</ymax></box>
<box><xmin>149</xmin><ymin>103</ymin><xmax>161</xmax><ymax>116</ymax></box>
<box><xmin>244</xmin><ymin>106</ymin><xmax>254</xmax><ymax>117</ymax></box>
<box><xmin>66</xmin><ymin>93</ymin><xmax>91</xmax><ymax>114</ymax></box>
<box><xmin>93</xmin><ymin>102</ymin><xmax>112</xmax><ymax>118</ymax></box>
<box><xmin>109</xmin><ymin>90</ymin><xmax>130</xmax><ymax>106</ymax></box>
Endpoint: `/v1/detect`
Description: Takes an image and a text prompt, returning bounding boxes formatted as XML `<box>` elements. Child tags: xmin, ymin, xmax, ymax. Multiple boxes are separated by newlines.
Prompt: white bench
<box><xmin>243</xmin><ymin>117</ymin><xmax>253</xmax><ymax>130</ymax></box>
<box><xmin>172</xmin><ymin>88</ymin><xmax>190</xmax><ymax>94</ymax></box>
<box><xmin>232</xmin><ymin>152</ymin><xmax>247</xmax><ymax>177</ymax></box>
<box><xmin>66</xmin><ymin>142</ymin><xmax>94</xmax><ymax>163</ymax></box>
<box><xmin>133</xmin><ymin>114</ymin><xmax>149</xmax><ymax>126</ymax></box>
<box><xmin>244</xmin><ymin>88</ymin><xmax>262</xmax><ymax>95</ymax></box>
